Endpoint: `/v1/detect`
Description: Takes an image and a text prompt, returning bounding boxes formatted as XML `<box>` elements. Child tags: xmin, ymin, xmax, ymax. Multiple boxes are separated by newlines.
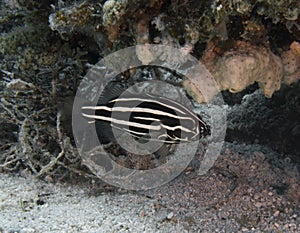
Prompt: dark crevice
<box><xmin>225</xmin><ymin>81</ymin><xmax>300</xmax><ymax>163</ymax></box>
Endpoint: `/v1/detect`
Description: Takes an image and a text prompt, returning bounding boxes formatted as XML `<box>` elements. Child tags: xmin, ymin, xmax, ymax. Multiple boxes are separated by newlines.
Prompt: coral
<box><xmin>254</xmin><ymin>0</ymin><xmax>300</xmax><ymax>23</ymax></box>
<box><xmin>0</xmin><ymin>1</ymin><xmax>88</xmax><ymax>178</ymax></box>
<box><xmin>49</xmin><ymin>1</ymin><xmax>96</xmax><ymax>39</ymax></box>
<box><xmin>102</xmin><ymin>0</ymin><xmax>128</xmax><ymax>28</ymax></box>
<box><xmin>201</xmin><ymin>40</ymin><xmax>283</xmax><ymax>98</ymax></box>
<box><xmin>148</xmin><ymin>0</ymin><xmax>298</xmax><ymax>52</ymax></box>
<box><xmin>155</xmin><ymin>1</ymin><xmax>214</xmax><ymax>44</ymax></box>
<box><xmin>16</xmin><ymin>0</ymin><xmax>53</xmax><ymax>11</ymax></box>
<box><xmin>46</xmin><ymin>0</ymin><xmax>300</xmax><ymax>52</ymax></box>
<box><xmin>290</xmin><ymin>41</ymin><xmax>300</xmax><ymax>55</ymax></box>
<box><xmin>182</xmin><ymin>76</ymin><xmax>218</xmax><ymax>104</ymax></box>
<box><xmin>0</xmin><ymin>24</ymin><xmax>62</xmax><ymax>77</ymax></box>
<box><xmin>240</xmin><ymin>19</ymin><xmax>268</xmax><ymax>43</ymax></box>
<box><xmin>102</xmin><ymin>0</ymin><xmax>163</xmax><ymax>43</ymax></box>
<box><xmin>47</xmin><ymin>0</ymin><xmax>299</xmax><ymax>55</ymax></box>
<box><xmin>135</xmin><ymin>19</ymin><xmax>150</xmax><ymax>44</ymax></box>
<box><xmin>281</xmin><ymin>41</ymin><xmax>300</xmax><ymax>85</ymax></box>
<box><xmin>226</xmin><ymin>0</ymin><xmax>300</xmax><ymax>34</ymax></box>
<box><xmin>3</xmin><ymin>0</ymin><xmax>21</xmax><ymax>9</ymax></box>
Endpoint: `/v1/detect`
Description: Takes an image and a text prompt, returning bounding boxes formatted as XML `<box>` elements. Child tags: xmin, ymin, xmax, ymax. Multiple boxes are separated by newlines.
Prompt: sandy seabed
<box><xmin>0</xmin><ymin>142</ymin><xmax>299</xmax><ymax>233</ymax></box>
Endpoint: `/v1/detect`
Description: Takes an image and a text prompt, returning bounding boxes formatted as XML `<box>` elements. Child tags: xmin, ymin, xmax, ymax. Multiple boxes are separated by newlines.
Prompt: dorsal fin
<box><xmin>98</xmin><ymin>82</ymin><xmax>128</xmax><ymax>105</ymax></box>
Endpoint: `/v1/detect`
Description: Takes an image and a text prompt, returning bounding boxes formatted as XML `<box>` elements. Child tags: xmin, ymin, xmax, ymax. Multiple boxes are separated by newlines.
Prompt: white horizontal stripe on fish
<box><xmin>112</xmin><ymin>125</ymin><xmax>149</xmax><ymax>136</ymax></box>
<box><xmin>132</xmin><ymin>116</ymin><xmax>161</xmax><ymax>122</ymax></box>
<box><xmin>82</xmin><ymin>113</ymin><xmax>162</xmax><ymax>130</ymax></box>
<box><xmin>110</xmin><ymin>95</ymin><xmax>205</xmax><ymax>125</ymax></box>
<box><xmin>157</xmin><ymin>133</ymin><xmax>189</xmax><ymax>143</ymax></box>
<box><xmin>112</xmin><ymin>124</ymin><xmax>174</xmax><ymax>143</ymax></box>
<box><xmin>160</xmin><ymin>123</ymin><xmax>195</xmax><ymax>134</ymax></box>
<box><xmin>82</xmin><ymin>111</ymin><xmax>195</xmax><ymax>134</ymax></box>
<box><xmin>82</xmin><ymin>106</ymin><xmax>111</xmax><ymax>111</ymax></box>
<box><xmin>110</xmin><ymin>97</ymin><xmax>188</xmax><ymax>115</ymax></box>
<box><xmin>82</xmin><ymin>105</ymin><xmax>194</xmax><ymax>121</ymax></box>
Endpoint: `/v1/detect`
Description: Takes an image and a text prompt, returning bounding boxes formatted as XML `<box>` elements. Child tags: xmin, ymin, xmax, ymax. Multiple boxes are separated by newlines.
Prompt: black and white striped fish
<box><xmin>81</xmin><ymin>82</ymin><xmax>210</xmax><ymax>145</ymax></box>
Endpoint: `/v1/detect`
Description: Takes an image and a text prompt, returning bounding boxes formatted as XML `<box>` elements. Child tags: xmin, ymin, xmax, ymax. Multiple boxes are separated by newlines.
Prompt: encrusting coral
<box><xmin>282</xmin><ymin>41</ymin><xmax>300</xmax><ymax>85</ymax></box>
<box><xmin>183</xmin><ymin>40</ymin><xmax>300</xmax><ymax>103</ymax></box>
<box><xmin>184</xmin><ymin>39</ymin><xmax>300</xmax><ymax>103</ymax></box>
<box><xmin>201</xmin><ymin>40</ymin><xmax>283</xmax><ymax>98</ymax></box>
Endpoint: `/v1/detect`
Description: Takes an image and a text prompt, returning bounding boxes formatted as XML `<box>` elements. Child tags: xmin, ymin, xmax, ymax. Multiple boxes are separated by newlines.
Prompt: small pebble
<box><xmin>268</xmin><ymin>192</ymin><xmax>273</xmax><ymax>196</ymax></box>
<box><xmin>273</xmin><ymin>210</ymin><xmax>280</xmax><ymax>217</ymax></box>
<box><xmin>241</xmin><ymin>226</ymin><xmax>249</xmax><ymax>231</ymax></box>
<box><xmin>167</xmin><ymin>212</ymin><xmax>174</xmax><ymax>220</ymax></box>
<box><xmin>139</xmin><ymin>210</ymin><xmax>145</xmax><ymax>218</ymax></box>
<box><xmin>255</xmin><ymin>202</ymin><xmax>262</xmax><ymax>208</ymax></box>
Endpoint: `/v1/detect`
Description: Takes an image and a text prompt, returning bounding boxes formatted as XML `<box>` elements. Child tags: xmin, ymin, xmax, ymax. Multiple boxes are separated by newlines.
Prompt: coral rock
<box><xmin>202</xmin><ymin>40</ymin><xmax>283</xmax><ymax>98</ymax></box>
<box><xmin>282</xmin><ymin>41</ymin><xmax>300</xmax><ymax>85</ymax></box>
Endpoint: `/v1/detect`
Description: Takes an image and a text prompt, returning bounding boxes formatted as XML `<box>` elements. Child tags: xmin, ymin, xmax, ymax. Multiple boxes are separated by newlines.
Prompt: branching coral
<box><xmin>0</xmin><ymin>1</ymin><xmax>89</xmax><ymax>178</ymax></box>
<box><xmin>0</xmin><ymin>73</ymin><xmax>84</xmax><ymax>178</ymax></box>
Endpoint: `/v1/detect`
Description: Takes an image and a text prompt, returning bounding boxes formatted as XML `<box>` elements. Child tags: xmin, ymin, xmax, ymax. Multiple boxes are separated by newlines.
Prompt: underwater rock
<box><xmin>202</xmin><ymin>40</ymin><xmax>283</xmax><ymax>98</ymax></box>
<box><xmin>282</xmin><ymin>41</ymin><xmax>300</xmax><ymax>85</ymax></box>
<box><xmin>102</xmin><ymin>0</ymin><xmax>128</xmax><ymax>42</ymax></box>
<box><xmin>182</xmin><ymin>65</ymin><xmax>219</xmax><ymax>104</ymax></box>
<box><xmin>102</xmin><ymin>0</ymin><xmax>128</xmax><ymax>28</ymax></box>
<box><xmin>49</xmin><ymin>1</ymin><xmax>95</xmax><ymax>38</ymax></box>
